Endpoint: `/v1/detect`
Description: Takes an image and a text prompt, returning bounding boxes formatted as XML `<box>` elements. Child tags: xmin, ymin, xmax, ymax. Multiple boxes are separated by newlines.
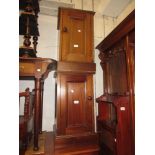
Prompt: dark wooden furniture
<box><xmin>56</xmin><ymin>8</ymin><xmax>96</xmax><ymax>136</ymax></box>
<box><xmin>55</xmin><ymin>133</ymin><xmax>99</xmax><ymax>155</ymax></box>
<box><xmin>19</xmin><ymin>88</ymin><xmax>35</xmax><ymax>152</ymax></box>
<box><xmin>56</xmin><ymin>62</ymin><xmax>96</xmax><ymax>135</ymax></box>
<box><xmin>55</xmin><ymin>8</ymin><xmax>99</xmax><ymax>154</ymax></box>
<box><xmin>96</xmin><ymin>95</ymin><xmax>132</xmax><ymax>155</ymax></box>
<box><xmin>55</xmin><ymin>62</ymin><xmax>99</xmax><ymax>154</ymax></box>
<box><xmin>96</xmin><ymin>10</ymin><xmax>135</xmax><ymax>155</ymax></box>
<box><xmin>19</xmin><ymin>57</ymin><xmax>57</xmax><ymax>150</ymax></box>
<box><xmin>19</xmin><ymin>0</ymin><xmax>40</xmax><ymax>58</ymax></box>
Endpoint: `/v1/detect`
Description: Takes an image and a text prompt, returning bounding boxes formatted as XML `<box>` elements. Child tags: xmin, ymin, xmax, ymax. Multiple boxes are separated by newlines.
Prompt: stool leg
<box><xmin>33</xmin><ymin>78</ymin><xmax>41</xmax><ymax>151</ymax></box>
<box><xmin>39</xmin><ymin>80</ymin><xmax>44</xmax><ymax>134</ymax></box>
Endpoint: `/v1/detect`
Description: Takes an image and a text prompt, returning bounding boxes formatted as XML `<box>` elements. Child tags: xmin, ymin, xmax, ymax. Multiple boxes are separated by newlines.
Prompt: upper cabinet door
<box><xmin>58</xmin><ymin>8</ymin><xmax>95</xmax><ymax>62</ymax></box>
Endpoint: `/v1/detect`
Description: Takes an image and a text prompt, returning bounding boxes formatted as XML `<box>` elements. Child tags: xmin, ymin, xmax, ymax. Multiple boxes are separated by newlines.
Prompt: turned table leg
<box><xmin>39</xmin><ymin>80</ymin><xmax>44</xmax><ymax>134</ymax></box>
<box><xmin>33</xmin><ymin>78</ymin><xmax>41</xmax><ymax>151</ymax></box>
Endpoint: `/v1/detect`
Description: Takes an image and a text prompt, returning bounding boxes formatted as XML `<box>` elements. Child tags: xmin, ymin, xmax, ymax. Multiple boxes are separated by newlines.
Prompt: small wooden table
<box><xmin>19</xmin><ymin>57</ymin><xmax>57</xmax><ymax>150</ymax></box>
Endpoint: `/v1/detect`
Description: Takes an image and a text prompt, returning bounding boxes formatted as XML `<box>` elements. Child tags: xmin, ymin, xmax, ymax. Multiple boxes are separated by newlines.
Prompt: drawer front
<box><xmin>19</xmin><ymin>62</ymin><xmax>35</xmax><ymax>75</ymax></box>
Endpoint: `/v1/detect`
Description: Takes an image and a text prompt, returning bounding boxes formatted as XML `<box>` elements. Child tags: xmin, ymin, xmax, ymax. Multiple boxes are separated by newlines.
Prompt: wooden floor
<box><xmin>54</xmin><ymin>133</ymin><xmax>100</xmax><ymax>155</ymax></box>
<box><xmin>45</xmin><ymin>132</ymin><xmax>54</xmax><ymax>155</ymax></box>
<box><xmin>55</xmin><ymin>144</ymin><xmax>99</xmax><ymax>155</ymax></box>
<box><xmin>21</xmin><ymin>132</ymin><xmax>99</xmax><ymax>155</ymax></box>
<box><xmin>20</xmin><ymin>132</ymin><xmax>54</xmax><ymax>155</ymax></box>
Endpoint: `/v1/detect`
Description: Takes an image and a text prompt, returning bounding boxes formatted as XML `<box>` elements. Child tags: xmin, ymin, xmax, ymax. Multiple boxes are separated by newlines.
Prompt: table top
<box><xmin>19</xmin><ymin>57</ymin><xmax>57</xmax><ymax>79</ymax></box>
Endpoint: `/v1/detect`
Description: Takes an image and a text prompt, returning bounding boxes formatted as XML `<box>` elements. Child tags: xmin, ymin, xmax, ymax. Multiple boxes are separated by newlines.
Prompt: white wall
<box><xmin>115</xmin><ymin>0</ymin><xmax>135</xmax><ymax>27</ymax></box>
<box><xmin>19</xmin><ymin>0</ymin><xmax>134</xmax><ymax>131</ymax></box>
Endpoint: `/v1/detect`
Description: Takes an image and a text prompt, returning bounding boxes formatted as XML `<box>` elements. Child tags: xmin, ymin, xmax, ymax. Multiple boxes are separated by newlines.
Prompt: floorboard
<box><xmin>45</xmin><ymin>132</ymin><xmax>54</xmax><ymax>155</ymax></box>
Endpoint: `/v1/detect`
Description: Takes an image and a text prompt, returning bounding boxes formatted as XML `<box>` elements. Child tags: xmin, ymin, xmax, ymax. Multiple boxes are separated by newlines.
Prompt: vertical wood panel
<box><xmin>67</xmin><ymin>82</ymin><xmax>85</xmax><ymax>126</ymax></box>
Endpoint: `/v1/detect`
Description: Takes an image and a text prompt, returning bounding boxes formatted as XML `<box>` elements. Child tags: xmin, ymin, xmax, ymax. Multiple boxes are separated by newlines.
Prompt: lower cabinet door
<box><xmin>56</xmin><ymin>73</ymin><xmax>94</xmax><ymax>135</ymax></box>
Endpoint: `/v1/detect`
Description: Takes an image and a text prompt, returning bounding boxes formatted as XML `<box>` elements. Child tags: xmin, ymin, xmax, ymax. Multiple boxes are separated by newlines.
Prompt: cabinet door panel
<box><xmin>57</xmin><ymin>74</ymin><xmax>94</xmax><ymax>135</ymax></box>
<box><xmin>59</xmin><ymin>8</ymin><xmax>94</xmax><ymax>62</ymax></box>
<box><xmin>70</xmin><ymin>16</ymin><xmax>85</xmax><ymax>55</ymax></box>
<box><xmin>67</xmin><ymin>82</ymin><xmax>85</xmax><ymax>127</ymax></box>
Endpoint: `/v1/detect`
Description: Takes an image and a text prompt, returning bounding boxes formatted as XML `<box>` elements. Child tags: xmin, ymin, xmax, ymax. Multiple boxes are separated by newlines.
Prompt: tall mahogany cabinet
<box><xmin>55</xmin><ymin>8</ymin><xmax>99</xmax><ymax>155</ymax></box>
<box><xmin>96</xmin><ymin>10</ymin><xmax>135</xmax><ymax>155</ymax></box>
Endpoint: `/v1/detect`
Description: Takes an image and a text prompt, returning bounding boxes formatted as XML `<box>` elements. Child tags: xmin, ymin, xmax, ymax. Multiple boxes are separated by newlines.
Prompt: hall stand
<box><xmin>96</xmin><ymin>10</ymin><xmax>135</xmax><ymax>155</ymax></box>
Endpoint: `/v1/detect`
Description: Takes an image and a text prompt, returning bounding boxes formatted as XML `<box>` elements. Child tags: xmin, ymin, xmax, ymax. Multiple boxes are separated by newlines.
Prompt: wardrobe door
<box><xmin>56</xmin><ymin>73</ymin><xmax>94</xmax><ymax>135</ymax></box>
<box><xmin>58</xmin><ymin>8</ymin><xmax>94</xmax><ymax>62</ymax></box>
